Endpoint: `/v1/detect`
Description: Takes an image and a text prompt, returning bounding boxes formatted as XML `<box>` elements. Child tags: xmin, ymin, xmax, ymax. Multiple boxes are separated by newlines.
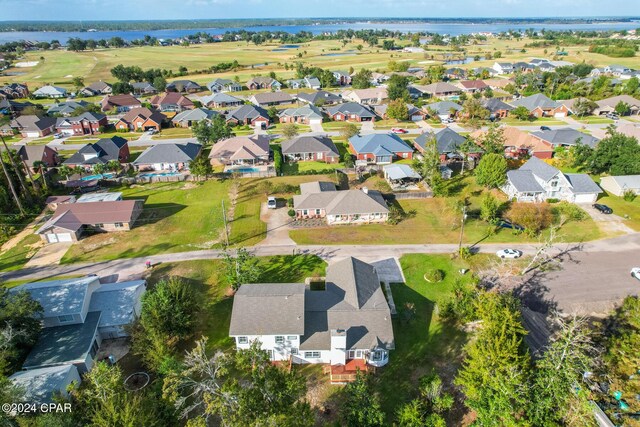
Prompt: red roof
<box><xmin>150</xmin><ymin>92</ymin><xmax>195</xmax><ymax>108</ymax></box>
<box><xmin>459</xmin><ymin>80</ymin><xmax>488</xmax><ymax>90</ymax></box>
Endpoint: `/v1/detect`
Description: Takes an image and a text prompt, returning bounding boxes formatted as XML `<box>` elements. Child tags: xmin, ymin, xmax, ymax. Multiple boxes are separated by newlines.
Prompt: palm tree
<box><xmin>92</xmin><ymin>163</ymin><xmax>107</xmax><ymax>175</ymax></box>
<box><xmin>58</xmin><ymin>165</ymin><xmax>73</xmax><ymax>180</ymax></box>
<box><xmin>32</xmin><ymin>160</ymin><xmax>48</xmax><ymax>191</ymax></box>
<box><xmin>72</xmin><ymin>166</ymin><xmax>85</xmax><ymax>177</ymax></box>
<box><xmin>106</xmin><ymin>160</ymin><xmax>121</xmax><ymax>173</ymax></box>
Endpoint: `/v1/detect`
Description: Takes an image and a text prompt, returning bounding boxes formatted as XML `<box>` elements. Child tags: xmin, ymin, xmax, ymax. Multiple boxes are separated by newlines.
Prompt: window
<box><xmin>275</xmin><ymin>336</ymin><xmax>285</xmax><ymax>344</ymax></box>
<box><xmin>304</xmin><ymin>351</ymin><xmax>320</xmax><ymax>358</ymax></box>
<box><xmin>237</xmin><ymin>336</ymin><xmax>248</xmax><ymax>344</ymax></box>
<box><xmin>287</xmin><ymin>336</ymin><xmax>297</xmax><ymax>341</ymax></box>
<box><xmin>114</xmin><ymin>222</ymin><xmax>124</xmax><ymax>228</ymax></box>
<box><xmin>291</xmin><ymin>348</ymin><xmax>298</xmax><ymax>355</ymax></box>
<box><xmin>89</xmin><ymin>340</ymin><xmax>99</xmax><ymax>359</ymax></box>
<box><xmin>315</xmin><ymin>209</ymin><xmax>321</xmax><ymax>215</ymax></box>
<box><xmin>58</xmin><ymin>314</ymin><xmax>74</xmax><ymax>323</ymax></box>
<box><xmin>94</xmin><ymin>223</ymin><xmax>104</xmax><ymax>228</ymax></box>
<box><xmin>302</xmin><ymin>210</ymin><xmax>308</xmax><ymax>216</ymax></box>
<box><xmin>402</xmin><ymin>152</ymin><xmax>408</xmax><ymax>158</ymax></box>
<box><xmin>372</xmin><ymin>350</ymin><xmax>384</xmax><ymax>362</ymax></box>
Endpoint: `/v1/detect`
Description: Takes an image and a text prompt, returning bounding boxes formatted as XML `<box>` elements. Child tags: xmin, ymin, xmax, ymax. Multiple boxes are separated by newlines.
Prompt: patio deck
<box><xmin>324</xmin><ymin>359</ymin><xmax>370</xmax><ymax>383</ymax></box>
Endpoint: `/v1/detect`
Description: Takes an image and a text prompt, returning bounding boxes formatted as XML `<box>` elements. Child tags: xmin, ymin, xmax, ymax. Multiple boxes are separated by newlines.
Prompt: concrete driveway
<box><xmin>361</xmin><ymin>121</ymin><xmax>375</xmax><ymax>132</ymax></box>
<box><xmin>256</xmin><ymin>201</ymin><xmax>295</xmax><ymax>246</ymax></box>
<box><xmin>25</xmin><ymin>242</ymin><xmax>72</xmax><ymax>267</ymax></box>
<box><xmin>310</xmin><ymin>122</ymin><xmax>324</xmax><ymax>133</ymax></box>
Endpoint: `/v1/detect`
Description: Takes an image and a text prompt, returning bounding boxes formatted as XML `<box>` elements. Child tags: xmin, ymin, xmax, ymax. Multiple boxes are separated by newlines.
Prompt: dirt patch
<box><xmin>82</xmin><ymin>236</ymin><xmax>117</xmax><ymax>252</ymax></box>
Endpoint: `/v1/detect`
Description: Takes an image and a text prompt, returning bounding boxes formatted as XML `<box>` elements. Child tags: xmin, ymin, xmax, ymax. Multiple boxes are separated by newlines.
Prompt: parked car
<box><xmin>441</xmin><ymin>118</ymin><xmax>455</xmax><ymax>124</ymax></box>
<box><xmin>53</xmin><ymin>133</ymin><xmax>63</xmax><ymax>139</ymax></box>
<box><xmin>391</xmin><ymin>128</ymin><xmax>408</xmax><ymax>134</ymax></box>
<box><xmin>146</xmin><ymin>129</ymin><xmax>157</xmax><ymax>135</ymax></box>
<box><xmin>606</xmin><ymin>113</ymin><xmax>619</xmax><ymax>120</ymax></box>
<box><xmin>496</xmin><ymin>249</ymin><xmax>523</xmax><ymax>259</ymax></box>
<box><xmin>593</xmin><ymin>203</ymin><xmax>613</xmax><ymax>214</ymax></box>
<box><xmin>267</xmin><ymin>197</ymin><xmax>277</xmax><ymax>209</ymax></box>
<box><xmin>540</xmin><ymin>126</ymin><xmax>551</xmax><ymax>131</ymax></box>
<box><xmin>497</xmin><ymin>219</ymin><xmax>525</xmax><ymax>232</ymax></box>
<box><xmin>631</xmin><ymin>267</ymin><xmax>640</xmax><ymax>281</ymax></box>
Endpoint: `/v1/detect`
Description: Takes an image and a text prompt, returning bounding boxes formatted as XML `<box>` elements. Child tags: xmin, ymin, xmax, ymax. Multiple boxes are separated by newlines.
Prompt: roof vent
<box><xmin>362</xmin><ymin>187</ymin><xmax>369</xmax><ymax>194</ymax></box>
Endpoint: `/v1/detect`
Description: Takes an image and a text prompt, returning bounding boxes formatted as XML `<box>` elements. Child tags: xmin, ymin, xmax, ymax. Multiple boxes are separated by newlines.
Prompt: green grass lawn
<box><xmin>145</xmin><ymin>255</ymin><xmax>326</xmax><ymax>351</ymax></box>
<box><xmin>29</xmin><ymin>136</ymin><xmax>55</xmax><ymax>144</ymax></box>
<box><xmin>0</xmin><ymin>234</ymin><xmax>41</xmax><ymax>273</ymax></box>
<box><xmin>61</xmin><ymin>180</ymin><xmax>231</xmax><ymax>263</ymax></box>
<box><xmin>152</xmin><ymin>127</ymin><xmax>193</xmax><ymax>140</ymax></box>
<box><xmin>596</xmin><ymin>191</ymin><xmax>640</xmax><ymax>231</ymax></box>
<box><xmin>267</xmin><ymin>123</ymin><xmax>311</xmax><ymax>135</ymax></box>
<box><xmin>65</xmin><ymin>131</ymin><xmax>141</xmax><ymax>143</ymax></box>
<box><xmin>573</xmin><ymin>116</ymin><xmax>614</xmax><ymax>124</ymax></box>
<box><xmin>322</xmin><ymin>121</ymin><xmax>363</xmax><ymax>131</ymax></box>
<box><xmin>282</xmin><ymin>161</ymin><xmax>345</xmax><ymax>175</ymax></box>
<box><xmin>374</xmin><ymin>119</ymin><xmax>421</xmax><ymax>130</ymax></box>
<box><xmin>500</xmin><ymin>117</ymin><xmax>567</xmax><ymax>126</ymax></box>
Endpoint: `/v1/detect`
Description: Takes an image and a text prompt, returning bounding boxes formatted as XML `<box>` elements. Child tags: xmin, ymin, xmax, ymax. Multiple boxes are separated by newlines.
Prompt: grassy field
<box><xmin>596</xmin><ymin>191</ymin><xmax>640</xmax><ymax>231</ymax></box>
<box><xmin>61</xmin><ymin>180</ymin><xmax>231</xmax><ymax>263</ymax></box>
<box><xmin>573</xmin><ymin>116</ymin><xmax>614</xmax><ymax>125</ymax></box>
<box><xmin>499</xmin><ymin>117</ymin><xmax>568</xmax><ymax>126</ymax></box>
<box><xmin>0</xmin><ymin>234</ymin><xmax>42</xmax><ymax>273</ymax></box>
<box><xmin>64</xmin><ymin>131</ymin><xmax>142</xmax><ymax>143</ymax></box>
<box><xmin>151</xmin><ymin>127</ymin><xmax>193</xmax><ymax>140</ymax></box>
<box><xmin>374</xmin><ymin>119</ymin><xmax>421</xmax><ymax>130</ymax></box>
<box><xmin>282</xmin><ymin>161</ymin><xmax>345</xmax><ymax>174</ymax></box>
<box><xmin>290</xmin><ymin>175</ymin><xmax>603</xmax><ymax>245</ymax></box>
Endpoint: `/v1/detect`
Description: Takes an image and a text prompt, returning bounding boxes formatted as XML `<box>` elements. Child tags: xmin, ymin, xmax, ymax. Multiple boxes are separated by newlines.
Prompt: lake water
<box><xmin>1</xmin><ymin>21</ymin><xmax>639</xmax><ymax>44</ymax></box>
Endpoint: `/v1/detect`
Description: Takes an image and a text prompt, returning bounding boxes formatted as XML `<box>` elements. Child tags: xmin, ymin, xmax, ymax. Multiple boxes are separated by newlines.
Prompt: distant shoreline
<box><xmin>0</xmin><ymin>17</ymin><xmax>639</xmax><ymax>33</ymax></box>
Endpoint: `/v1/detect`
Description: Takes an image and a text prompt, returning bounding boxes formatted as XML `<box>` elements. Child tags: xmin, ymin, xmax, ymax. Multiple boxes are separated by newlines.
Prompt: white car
<box><xmin>631</xmin><ymin>268</ymin><xmax>640</xmax><ymax>281</ymax></box>
<box><xmin>496</xmin><ymin>249</ymin><xmax>523</xmax><ymax>259</ymax></box>
<box><xmin>267</xmin><ymin>197</ymin><xmax>277</xmax><ymax>209</ymax></box>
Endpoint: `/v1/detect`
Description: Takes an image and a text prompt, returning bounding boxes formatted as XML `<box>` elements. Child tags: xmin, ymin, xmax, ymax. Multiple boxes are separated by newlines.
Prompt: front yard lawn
<box><xmin>500</xmin><ymin>117</ymin><xmax>567</xmax><ymax>126</ymax></box>
<box><xmin>596</xmin><ymin>191</ymin><xmax>640</xmax><ymax>231</ymax></box>
<box><xmin>573</xmin><ymin>116</ymin><xmax>614</xmax><ymax>124</ymax></box>
<box><xmin>374</xmin><ymin>119</ymin><xmax>420</xmax><ymax>130</ymax></box>
<box><xmin>0</xmin><ymin>234</ymin><xmax>41</xmax><ymax>273</ymax></box>
<box><xmin>152</xmin><ymin>127</ymin><xmax>193</xmax><ymax>140</ymax></box>
<box><xmin>61</xmin><ymin>180</ymin><xmax>231</xmax><ymax>263</ymax></box>
<box><xmin>322</xmin><ymin>121</ymin><xmax>362</xmax><ymax>131</ymax></box>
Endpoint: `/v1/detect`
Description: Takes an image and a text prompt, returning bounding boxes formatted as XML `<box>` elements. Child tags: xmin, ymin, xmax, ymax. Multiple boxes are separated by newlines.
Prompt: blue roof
<box><xmin>349</xmin><ymin>133</ymin><xmax>412</xmax><ymax>155</ymax></box>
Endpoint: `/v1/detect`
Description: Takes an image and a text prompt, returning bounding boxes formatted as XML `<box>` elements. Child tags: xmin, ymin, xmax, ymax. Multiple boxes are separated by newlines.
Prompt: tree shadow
<box><xmin>134</xmin><ymin>203</ymin><xmax>186</xmax><ymax>227</ymax></box>
<box><xmin>258</xmin><ymin>255</ymin><xmax>326</xmax><ymax>283</ymax></box>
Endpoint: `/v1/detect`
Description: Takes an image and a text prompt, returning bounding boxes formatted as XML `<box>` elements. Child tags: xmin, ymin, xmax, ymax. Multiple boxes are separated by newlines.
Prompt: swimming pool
<box><xmin>227</xmin><ymin>167</ymin><xmax>260</xmax><ymax>174</ymax></box>
<box><xmin>80</xmin><ymin>173</ymin><xmax>115</xmax><ymax>181</ymax></box>
<box><xmin>138</xmin><ymin>172</ymin><xmax>182</xmax><ymax>178</ymax></box>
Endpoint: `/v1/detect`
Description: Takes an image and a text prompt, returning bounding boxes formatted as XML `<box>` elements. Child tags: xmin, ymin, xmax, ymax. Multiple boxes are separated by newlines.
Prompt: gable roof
<box><xmin>166</xmin><ymin>80</ymin><xmax>201</xmax><ymax>91</ymax></box>
<box><xmin>510</xmin><ymin>93</ymin><xmax>560</xmax><ymax>111</ymax></box>
<box><xmin>102</xmin><ymin>94</ymin><xmax>141</xmax><ymax>109</ymax></box>
<box><xmin>506</xmin><ymin>170</ymin><xmax>545</xmax><ymax>193</ymax></box>
<box><xmin>17</xmin><ymin>145</ymin><xmax>54</xmax><ymax>167</ymax></box>
<box><xmin>565</xmin><ymin>173</ymin><xmax>603</xmax><ymax>194</ymax></box>
<box><xmin>418</xmin><ymin>82</ymin><xmax>461</xmax><ymax>94</ymax></box>
<box><xmin>425</xmin><ymin>101</ymin><xmax>462</xmax><ymax>115</ymax></box>
<box><xmin>150</xmin><ymin>92</ymin><xmax>195</xmax><ymax>108</ymax></box>
<box><xmin>37</xmin><ymin>200</ymin><xmax>143</xmax><ymax>233</ymax></box>
<box><xmin>325</xmin><ymin>102</ymin><xmax>375</xmax><ymax>118</ymax></box>
<box><xmin>172</xmin><ymin>108</ymin><xmax>218</xmax><ymax>123</ymax></box>
<box><xmin>295</xmin><ymin>90</ymin><xmax>342</xmax><ymax>105</ymax></box>
<box><xmin>383</xmin><ymin>164</ymin><xmax>421</xmax><ymax>180</ymax></box>
<box><xmin>88</xmin><ymin>280</ymin><xmax>146</xmax><ymax>328</ymax></box>
<box><xmin>281</xmin><ymin>136</ymin><xmax>339</xmax><ymax>157</ymax></box>
<box><xmin>595</xmin><ymin>95</ymin><xmax>640</xmax><ymax>109</ymax></box>
<box><xmin>209</xmin><ymin>135</ymin><xmax>270</xmax><ymax>160</ymax></box>
<box><xmin>294</xmin><ymin>186</ymin><xmax>389</xmax><ymax>215</ymax></box>
<box><xmin>11</xmin><ymin>276</ymin><xmax>98</xmax><ymax>318</ymax></box>
<box><xmin>9</xmin><ymin>365</ymin><xmax>78</xmax><ymax>404</ymax></box>
<box><xmin>250</xmin><ymin>92</ymin><xmax>293</xmax><ymax>105</ymax></box>
<box><xmin>520</xmin><ymin>156</ymin><xmax>561</xmax><ymax>182</ymax></box>
<box><xmin>414</xmin><ymin>128</ymin><xmax>467</xmax><ymax>154</ymax></box>
<box><xmin>118</xmin><ymin>107</ymin><xmax>166</xmax><ymax>126</ymax></box>
<box><xmin>482</xmin><ymin>97</ymin><xmax>515</xmax><ymax>113</ymax></box>
<box><xmin>531</xmin><ymin>128</ymin><xmax>599</xmax><ymax>148</ymax></box>
<box><xmin>226</xmin><ymin>104</ymin><xmax>269</xmax><ymax>122</ymax></box>
<box><xmin>278</xmin><ymin>104</ymin><xmax>323</xmax><ymax>120</ymax></box>
<box><xmin>47</xmin><ymin>100</ymin><xmax>91</xmax><ymax>115</ymax></box>
<box><xmin>11</xmin><ymin>115</ymin><xmax>56</xmax><ymax>132</ymax></box>
<box><xmin>603</xmin><ymin>175</ymin><xmax>640</xmax><ymax>190</ymax></box>
<box><xmin>200</xmin><ymin>92</ymin><xmax>243</xmax><ymax>105</ymax></box>
<box><xmin>470</xmin><ymin>126</ymin><xmax>553</xmax><ymax>154</ymax></box>
<box><xmin>229</xmin><ymin>283</ymin><xmax>306</xmax><ymax>336</ymax></box>
<box><xmin>63</xmin><ymin>136</ymin><xmax>128</xmax><ymax>165</ymax></box>
<box><xmin>300</xmin><ymin>181</ymin><xmax>337</xmax><ymax>194</ymax></box>
<box><xmin>458</xmin><ymin>80</ymin><xmax>488</xmax><ymax>90</ymax></box>
<box><xmin>349</xmin><ymin>133</ymin><xmax>412</xmax><ymax>155</ymax></box>
<box><xmin>33</xmin><ymin>85</ymin><xmax>66</xmax><ymax>96</ymax></box>
<box><xmin>134</xmin><ymin>142</ymin><xmax>202</xmax><ymax>165</ymax></box>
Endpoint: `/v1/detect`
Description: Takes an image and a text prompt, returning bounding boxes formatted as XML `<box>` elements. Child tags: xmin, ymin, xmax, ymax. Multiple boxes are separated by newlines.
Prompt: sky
<box><xmin>1</xmin><ymin>0</ymin><xmax>639</xmax><ymax>21</ymax></box>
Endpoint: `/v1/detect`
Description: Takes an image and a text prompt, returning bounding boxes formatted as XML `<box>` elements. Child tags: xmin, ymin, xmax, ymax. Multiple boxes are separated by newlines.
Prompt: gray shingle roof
<box><xmin>531</xmin><ymin>128</ymin><xmax>599</xmax><ymax>148</ymax></box>
<box><xmin>226</xmin><ymin>105</ymin><xmax>269</xmax><ymax>122</ymax></box>
<box><xmin>296</xmin><ymin>90</ymin><xmax>341</xmax><ymax>105</ymax></box>
<box><xmin>172</xmin><ymin>108</ymin><xmax>218</xmax><ymax>124</ymax></box>
<box><xmin>9</xmin><ymin>365</ymin><xmax>78</xmax><ymax>404</ymax></box>
<box><xmin>200</xmin><ymin>93</ymin><xmax>243</xmax><ymax>105</ymax></box>
<box><xmin>133</xmin><ymin>142</ymin><xmax>202</xmax><ymax>165</ymax></box>
<box><xmin>300</xmin><ymin>181</ymin><xmax>336</xmax><ymax>194</ymax></box>
<box><xmin>88</xmin><ymin>280</ymin><xmax>146</xmax><ymax>328</ymax></box>
<box><xmin>64</xmin><ymin>136</ymin><xmax>128</xmax><ymax>166</ymax></box>
<box><xmin>482</xmin><ymin>98</ymin><xmax>515</xmax><ymax>113</ymax></box>
<box><xmin>349</xmin><ymin>133</ymin><xmax>412</xmax><ymax>155</ymax></box>
<box><xmin>415</xmin><ymin>128</ymin><xmax>465</xmax><ymax>154</ymax></box>
<box><xmin>11</xmin><ymin>276</ymin><xmax>97</xmax><ymax>318</ymax></box>
<box><xmin>510</xmin><ymin>93</ymin><xmax>560</xmax><ymax>111</ymax></box>
<box><xmin>278</xmin><ymin>104</ymin><xmax>323</xmax><ymax>120</ymax></box>
<box><xmin>294</xmin><ymin>187</ymin><xmax>388</xmax><ymax>215</ymax></box>
<box><xmin>229</xmin><ymin>283</ymin><xmax>306</xmax><ymax>336</ymax></box>
<box><xmin>325</xmin><ymin>102</ymin><xmax>375</xmax><ymax>118</ymax></box>
<box><xmin>506</xmin><ymin>170</ymin><xmax>545</xmax><ymax>193</ymax></box>
<box><xmin>565</xmin><ymin>174</ymin><xmax>602</xmax><ymax>194</ymax></box>
<box><xmin>425</xmin><ymin>101</ymin><xmax>462</xmax><ymax>115</ymax></box>
<box><xmin>520</xmin><ymin>156</ymin><xmax>561</xmax><ymax>182</ymax></box>
<box><xmin>281</xmin><ymin>136</ymin><xmax>339</xmax><ymax>157</ymax></box>
<box><xmin>250</xmin><ymin>92</ymin><xmax>293</xmax><ymax>105</ymax></box>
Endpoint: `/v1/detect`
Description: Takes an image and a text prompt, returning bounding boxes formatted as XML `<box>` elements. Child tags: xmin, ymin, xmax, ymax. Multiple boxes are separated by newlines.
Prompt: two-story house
<box><xmin>503</xmin><ymin>157</ymin><xmax>602</xmax><ymax>203</ymax></box>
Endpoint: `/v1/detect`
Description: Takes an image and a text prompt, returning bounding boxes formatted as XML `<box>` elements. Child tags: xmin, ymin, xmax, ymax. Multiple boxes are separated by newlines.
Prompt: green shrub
<box><xmin>552</xmin><ymin>202</ymin><xmax>588</xmax><ymax>222</ymax></box>
<box><xmin>288</xmin><ymin>209</ymin><xmax>296</xmax><ymax>217</ymax></box>
<box><xmin>424</xmin><ymin>269</ymin><xmax>445</xmax><ymax>283</ymax></box>
<box><xmin>458</xmin><ymin>246</ymin><xmax>473</xmax><ymax>260</ymax></box>
<box><xmin>546</xmin><ymin>198</ymin><xmax>560</xmax><ymax>204</ymax></box>
<box><xmin>623</xmin><ymin>190</ymin><xmax>637</xmax><ymax>202</ymax></box>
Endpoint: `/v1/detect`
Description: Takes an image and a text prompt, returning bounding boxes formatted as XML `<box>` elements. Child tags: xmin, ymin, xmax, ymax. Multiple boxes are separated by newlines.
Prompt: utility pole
<box><xmin>221</xmin><ymin>199</ymin><xmax>229</xmax><ymax>248</ymax></box>
<box><xmin>458</xmin><ymin>204</ymin><xmax>467</xmax><ymax>253</ymax></box>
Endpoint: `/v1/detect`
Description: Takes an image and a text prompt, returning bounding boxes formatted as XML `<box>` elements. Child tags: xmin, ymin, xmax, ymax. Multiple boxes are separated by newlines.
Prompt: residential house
<box><xmin>413</xmin><ymin>82</ymin><xmax>461</xmax><ymax>99</ymax></box>
<box><xmin>278</xmin><ymin>105</ymin><xmax>323</xmax><ymax>125</ymax></box>
<box><xmin>325</xmin><ymin>102</ymin><xmax>376</xmax><ymax>122</ymax></box>
<box><xmin>229</xmin><ymin>257</ymin><xmax>394</xmax><ymax>381</ymax></box>
<box><xmin>225</xmin><ymin>105</ymin><xmax>270</xmax><ymax>129</ymax></box>
<box><xmin>100</xmin><ymin>94</ymin><xmax>141</xmax><ymax>112</ymax></box>
<box><xmin>513</xmin><ymin>62</ymin><xmax>537</xmax><ymax>73</ymax></box>
<box><xmin>483</xmin><ymin>78</ymin><xmax>515</xmax><ymax>91</ymax></box>
<box><xmin>47</xmin><ymin>100</ymin><xmax>91</xmax><ymax>116</ymax></box>
<box><xmin>456</xmin><ymin>80</ymin><xmax>489</xmax><ymax>93</ymax></box>
<box><xmin>374</xmin><ymin>103</ymin><xmax>427</xmax><ymax>121</ymax></box>
<box><xmin>492</xmin><ymin>62</ymin><xmax>514</xmax><ymax>75</ymax></box>
<box><xmin>17</xmin><ymin>145</ymin><xmax>59</xmax><ymax>172</ymax></box>
<box><xmin>293</xmin><ymin>183</ymin><xmax>389</xmax><ymax>225</ymax></box>
<box><xmin>12</xmin><ymin>276</ymin><xmax>146</xmax><ymax>373</ymax></box>
<box><xmin>531</xmin><ymin>128</ymin><xmax>599</xmax><ymax>149</ymax></box>
<box><xmin>341</xmin><ymin>88</ymin><xmax>388</xmax><ymax>105</ymax></box>
<box><xmin>10</xmin><ymin>365</ymin><xmax>81</xmax><ymax>404</ymax></box>
<box><xmin>471</xmin><ymin>126</ymin><xmax>554</xmax><ymax>159</ymax></box>
<box><xmin>33</xmin><ymin>85</ymin><xmax>67</xmax><ymax>99</ymax></box>
<box><xmin>503</xmin><ymin>157</ymin><xmax>602</xmax><ymax>203</ymax></box>
<box><xmin>0</xmin><ymin>99</ymin><xmax>35</xmax><ymax>116</ymax></box>
<box><xmin>149</xmin><ymin>92</ymin><xmax>195</xmax><ymax>112</ymax></box>
<box><xmin>615</xmin><ymin>123</ymin><xmax>640</xmax><ymax>139</ymax></box>
<box><xmin>55</xmin><ymin>112</ymin><xmax>108</xmax><ymax>136</ymax></box>
<box><xmin>593</xmin><ymin>95</ymin><xmax>640</xmax><ymax>116</ymax></box>
<box><xmin>166</xmin><ymin>80</ymin><xmax>202</xmax><ymax>93</ymax></box>
<box><xmin>281</xmin><ymin>136</ymin><xmax>340</xmax><ymax>163</ymax></box>
<box><xmin>63</xmin><ymin>136</ymin><xmax>130</xmax><ymax>169</ymax></box>
<box><xmin>114</xmin><ymin>107</ymin><xmax>166</xmax><ymax>131</ymax></box>
<box><xmin>36</xmin><ymin>200</ymin><xmax>144</xmax><ymax>242</ymax></box>
<box><xmin>424</xmin><ymin>101</ymin><xmax>463</xmax><ymax>121</ymax></box>
<box><xmin>171</xmin><ymin>108</ymin><xmax>218</xmax><ymax>128</ymax></box>
<box><xmin>200</xmin><ymin>93</ymin><xmax>243</xmax><ymax>108</ymax></box>
<box><xmin>287</xmin><ymin>76</ymin><xmax>321</xmax><ymax>90</ymax></box>
<box><xmin>249</xmin><ymin>92</ymin><xmax>293</xmax><ymax>107</ymax></box>
<box><xmin>509</xmin><ymin>93</ymin><xmax>569</xmax><ymax>118</ymax></box>
<box><xmin>599</xmin><ymin>175</ymin><xmax>640</xmax><ymax>197</ymax></box>
<box><xmin>0</xmin><ymin>83</ymin><xmax>29</xmax><ymax>99</ymax></box>
<box><xmin>80</xmin><ymin>81</ymin><xmax>112</xmax><ymax>96</ymax></box>
<box><xmin>473</xmin><ymin>67</ymin><xmax>498</xmax><ymax>78</ymax></box>
<box><xmin>482</xmin><ymin>98</ymin><xmax>514</xmax><ymax>119</ymax></box>
<box><xmin>332</xmin><ymin>70</ymin><xmax>351</xmax><ymax>86</ymax></box>
<box><xmin>605</xmin><ymin>64</ymin><xmax>632</xmax><ymax>77</ymax></box>
<box><xmin>131</xmin><ymin>82</ymin><xmax>157</xmax><ymax>95</ymax></box>
<box><xmin>246</xmin><ymin>77</ymin><xmax>282</xmax><ymax>91</ymax></box>
<box><xmin>349</xmin><ymin>133</ymin><xmax>414</xmax><ymax>164</ymax></box>
<box><xmin>133</xmin><ymin>142</ymin><xmax>202</xmax><ymax>172</ymax></box>
<box><xmin>444</xmin><ymin>67</ymin><xmax>468</xmax><ymax>80</ymax></box>
<box><xmin>209</xmin><ymin>135</ymin><xmax>270</xmax><ymax>166</ymax></box>
<box><xmin>207</xmin><ymin>78</ymin><xmax>242</xmax><ymax>93</ymax></box>
<box><xmin>414</xmin><ymin>128</ymin><xmax>482</xmax><ymax>162</ymax></box>
<box><xmin>370</xmin><ymin>72</ymin><xmax>390</xmax><ymax>86</ymax></box>
<box><xmin>295</xmin><ymin>90</ymin><xmax>342</xmax><ymax>106</ymax></box>
<box><xmin>10</xmin><ymin>115</ymin><xmax>56</xmax><ymax>138</ymax></box>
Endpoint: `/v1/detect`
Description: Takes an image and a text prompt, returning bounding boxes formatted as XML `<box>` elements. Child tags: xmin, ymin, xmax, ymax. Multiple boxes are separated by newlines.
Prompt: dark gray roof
<box><xmin>226</xmin><ymin>104</ymin><xmax>269</xmax><ymax>122</ymax></box>
<box><xmin>415</xmin><ymin>128</ymin><xmax>465</xmax><ymax>154</ymax></box>
<box><xmin>565</xmin><ymin>174</ymin><xmax>602</xmax><ymax>194</ymax></box>
<box><xmin>325</xmin><ymin>102</ymin><xmax>375</xmax><ymax>118</ymax></box>
<box><xmin>229</xmin><ymin>283</ymin><xmax>306</xmax><ymax>336</ymax></box>
<box><xmin>133</xmin><ymin>142</ymin><xmax>202</xmax><ymax>165</ymax></box>
<box><xmin>296</xmin><ymin>90</ymin><xmax>342</xmax><ymax>105</ymax></box>
<box><xmin>23</xmin><ymin>311</ymin><xmax>101</xmax><ymax>369</ymax></box>
<box><xmin>64</xmin><ymin>136</ymin><xmax>128</xmax><ymax>166</ymax></box>
<box><xmin>17</xmin><ymin>145</ymin><xmax>53</xmax><ymax>167</ymax></box>
<box><xmin>531</xmin><ymin>128</ymin><xmax>599</xmax><ymax>148</ymax></box>
<box><xmin>166</xmin><ymin>80</ymin><xmax>201</xmax><ymax>91</ymax></box>
<box><xmin>506</xmin><ymin>170</ymin><xmax>545</xmax><ymax>193</ymax></box>
<box><xmin>349</xmin><ymin>133</ymin><xmax>412</xmax><ymax>155</ymax></box>
<box><xmin>425</xmin><ymin>101</ymin><xmax>462</xmax><ymax>115</ymax></box>
<box><xmin>519</xmin><ymin>156</ymin><xmax>560</xmax><ymax>182</ymax></box>
<box><xmin>47</xmin><ymin>100</ymin><xmax>90</xmax><ymax>115</ymax></box>
<box><xmin>281</xmin><ymin>136</ymin><xmax>339</xmax><ymax>157</ymax></box>
<box><xmin>482</xmin><ymin>98</ymin><xmax>515</xmax><ymax>113</ymax></box>
<box><xmin>510</xmin><ymin>93</ymin><xmax>560</xmax><ymax>111</ymax></box>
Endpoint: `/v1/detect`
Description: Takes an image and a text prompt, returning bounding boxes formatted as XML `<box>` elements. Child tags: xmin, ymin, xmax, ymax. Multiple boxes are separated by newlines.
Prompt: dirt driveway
<box><xmin>578</xmin><ymin>203</ymin><xmax>635</xmax><ymax>235</ymax></box>
<box><xmin>256</xmin><ymin>201</ymin><xmax>295</xmax><ymax>246</ymax></box>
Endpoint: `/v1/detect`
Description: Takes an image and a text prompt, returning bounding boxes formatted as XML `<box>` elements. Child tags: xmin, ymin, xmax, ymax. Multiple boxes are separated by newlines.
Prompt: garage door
<box><xmin>554</xmin><ymin>112</ymin><xmax>567</xmax><ymax>118</ymax></box>
<box><xmin>411</xmin><ymin>115</ymin><xmax>423</xmax><ymax>121</ymax></box>
<box><xmin>574</xmin><ymin>194</ymin><xmax>595</xmax><ymax>203</ymax></box>
<box><xmin>25</xmin><ymin>131</ymin><xmax>40</xmax><ymax>138</ymax></box>
<box><xmin>46</xmin><ymin>234</ymin><xmax>58</xmax><ymax>243</ymax></box>
<box><xmin>47</xmin><ymin>233</ymin><xmax>72</xmax><ymax>243</ymax></box>
<box><xmin>309</xmin><ymin>118</ymin><xmax>322</xmax><ymax>125</ymax></box>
